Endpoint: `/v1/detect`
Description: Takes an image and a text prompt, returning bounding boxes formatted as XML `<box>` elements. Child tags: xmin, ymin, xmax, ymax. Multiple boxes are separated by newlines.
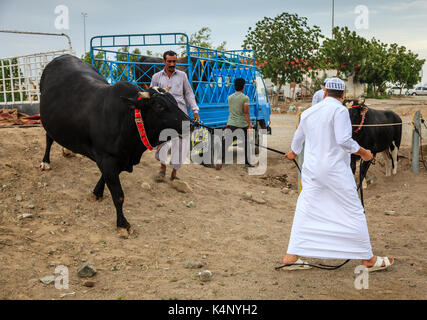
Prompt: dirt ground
<box><xmin>0</xmin><ymin>96</ymin><xmax>426</xmax><ymax>300</ymax></box>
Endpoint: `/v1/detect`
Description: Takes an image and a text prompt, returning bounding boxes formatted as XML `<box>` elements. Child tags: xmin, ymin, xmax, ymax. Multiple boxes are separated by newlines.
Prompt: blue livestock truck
<box><xmin>90</xmin><ymin>33</ymin><xmax>271</xmax><ymax>155</ymax></box>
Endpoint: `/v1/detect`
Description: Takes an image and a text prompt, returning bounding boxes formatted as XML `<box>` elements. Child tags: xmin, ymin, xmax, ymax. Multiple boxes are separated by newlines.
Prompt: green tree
<box><xmin>179</xmin><ymin>27</ymin><xmax>227</xmax><ymax>56</ymax></box>
<box><xmin>388</xmin><ymin>43</ymin><xmax>425</xmax><ymax>95</ymax></box>
<box><xmin>117</xmin><ymin>46</ymin><xmax>141</xmax><ymax>62</ymax></box>
<box><xmin>358</xmin><ymin>38</ymin><xmax>391</xmax><ymax>96</ymax></box>
<box><xmin>318</xmin><ymin>26</ymin><xmax>368</xmax><ymax>79</ymax></box>
<box><xmin>81</xmin><ymin>51</ymin><xmax>110</xmax><ymax>79</ymax></box>
<box><xmin>81</xmin><ymin>51</ymin><xmax>104</xmax><ymax>66</ymax></box>
<box><xmin>242</xmin><ymin>12</ymin><xmax>323</xmax><ymax>104</ymax></box>
<box><xmin>145</xmin><ymin>50</ymin><xmax>162</xmax><ymax>58</ymax></box>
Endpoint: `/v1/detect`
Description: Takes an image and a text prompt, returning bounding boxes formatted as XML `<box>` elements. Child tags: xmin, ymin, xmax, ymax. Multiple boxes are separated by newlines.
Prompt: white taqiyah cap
<box><xmin>325</xmin><ymin>78</ymin><xmax>345</xmax><ymax>91</ymax></box>
<box><xmin>323</xmin><ymin>78</ymin><xmax>331</xmax><ymax>85</ymax></box>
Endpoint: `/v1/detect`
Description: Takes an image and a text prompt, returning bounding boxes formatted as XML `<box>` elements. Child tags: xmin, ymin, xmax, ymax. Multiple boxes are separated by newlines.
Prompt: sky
<box><xmin>1</xmin><ymin>0</ymin><xmax>427</xmax><ymax>84</ymax></box>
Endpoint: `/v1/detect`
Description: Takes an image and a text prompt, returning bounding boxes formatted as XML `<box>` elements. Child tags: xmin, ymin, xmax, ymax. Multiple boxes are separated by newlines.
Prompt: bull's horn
<box><xmin>358</xmin><ymin>98</ymin><xmax>365</xmax><ymax>104</ymax></box>
<box><xmin>138</xmin><ymin>91</ymin><xmax>150</xmax><ymax>99</ymax></box>
<box><xmin>163</xmin><ymin>87</ymin><xmax>170</xmax><ymax>93</ymax></box>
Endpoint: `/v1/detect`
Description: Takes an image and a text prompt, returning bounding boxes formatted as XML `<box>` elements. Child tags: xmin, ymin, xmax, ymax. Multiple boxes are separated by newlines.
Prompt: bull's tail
<box><xmin>390</xmin><ymin>141</ymin><xmax>399</xmax><ymax>174</ymax></box>
<box><xmin>395</xmin><ymin>121</ymin><xmax>403</xmax><ymax>150</ymax></box>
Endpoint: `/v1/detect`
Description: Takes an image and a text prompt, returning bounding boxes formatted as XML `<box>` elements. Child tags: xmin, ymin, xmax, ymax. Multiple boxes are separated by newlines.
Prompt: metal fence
<box><xmin>0</xmin><ymin>49</ymin><xmax>73</xmax><ymax>105</ymax></box>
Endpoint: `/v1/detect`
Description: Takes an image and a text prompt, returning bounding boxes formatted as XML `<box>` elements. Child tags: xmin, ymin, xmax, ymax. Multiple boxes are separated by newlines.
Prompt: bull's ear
<box><xmin>163</xmin><ymin>87</ymin><xmax>170</xmax><ymax>93</ymax></box>
<box><xmin>120</xmin><ymin>96</ymin><xmax>137</xmax><ymax>109</ymax></box>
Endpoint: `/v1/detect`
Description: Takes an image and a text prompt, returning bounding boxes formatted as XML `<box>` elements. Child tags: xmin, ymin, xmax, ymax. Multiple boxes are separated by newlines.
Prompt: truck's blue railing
<box><xmin>90</xmin><ymin>33</ymin><xmax>269</xmax><ymax>128</ymax></box>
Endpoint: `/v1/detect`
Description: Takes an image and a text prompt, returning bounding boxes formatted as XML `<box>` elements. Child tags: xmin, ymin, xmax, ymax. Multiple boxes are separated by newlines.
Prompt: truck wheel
<box><xmin>254</xmin><ymin>124</ymin><xmax>261</xmax><ymax>155</ymax></box>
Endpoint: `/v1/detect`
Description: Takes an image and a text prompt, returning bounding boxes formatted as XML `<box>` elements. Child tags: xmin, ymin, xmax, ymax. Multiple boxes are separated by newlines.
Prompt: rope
<box><xmin>275</xmin><ymin>259</ymin><xmax>350</xmax><ymax>271</ymax></box>
<box><xmin>351</xmin><ymin>122</ymin><xmax>408</xmax><ymax>127</ymax></box>
<box><xmin>0</xmin><ymin>124</ymin><xmax>42</xmax><ymax>129</ymax></box>
<box><xmin>357</xmin><ymin>160</ymin><xmax>373</xmax><ymax>208</ymax></box>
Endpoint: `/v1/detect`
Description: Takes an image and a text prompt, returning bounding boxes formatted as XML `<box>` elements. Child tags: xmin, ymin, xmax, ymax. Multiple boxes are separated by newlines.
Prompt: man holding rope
<box><xmin>282</xmin><ymin>78</ymin><xmax>394</xmax><ymax>272</ymax></box>
<box><xmin>150</xmin><ymin>50</ymin><xmax>200</xmax><ymax>181</ymax></box>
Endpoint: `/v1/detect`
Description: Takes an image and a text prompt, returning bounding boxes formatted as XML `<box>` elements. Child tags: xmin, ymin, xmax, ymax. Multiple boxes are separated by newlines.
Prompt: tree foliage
<box><xmin>81</xmin><ymin>51</ymin><xmax>104</xmax><ymax>66</ymax></box>
<box><xmin>357</xmin><ymin>38</ymin><xmax>391</xmax><ymax>95</ymax></box>
<box><xmin>179</xmin><ymin>27</ymin><xmax>227</xmax><ymax>55</ymax></box>
<box><xmin>242</xmin><ymin>12</ymin><xmax>323</xmax><ymax>100</ymax></box>
<box><xmin>305</xmin><ymin>25</ymin><xmax>425</xmax><ymax>97</ymax></box>
<box><xmin>318</xmin><ymin>26</ymin><xmax>368</xmax><ymax>78</ymax></box>
<box><xmin>0</xmin><ymin>58</ymin><xmax>28</xmax><ymax>103</ymax></box>
<box><xmin>387</xmin><ymin>43</ymin><xmax>425</xmax><ymax>94</ymax></box>
<box><xmin>117</xmin><ymin>46</ymin><xmax>141</xmax><ymax>62</ymax></box>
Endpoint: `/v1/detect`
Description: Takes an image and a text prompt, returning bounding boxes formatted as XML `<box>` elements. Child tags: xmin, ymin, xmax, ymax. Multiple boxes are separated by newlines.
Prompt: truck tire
<box><xmin>254</xmin><ymin>120</ymin><xmax>267</xmax><ymax>155</ymax></box>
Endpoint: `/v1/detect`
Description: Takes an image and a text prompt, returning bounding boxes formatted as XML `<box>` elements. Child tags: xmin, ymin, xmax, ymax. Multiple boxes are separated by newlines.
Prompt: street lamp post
<box><xmin>81</xmin><ymin>12</ymin><xmax>88</xmax><ymax>54</ymax></box>
<box><xmin>332</xmin><ymin>0</ymin><xmax>335</xmax><ymax>38</ymax></box>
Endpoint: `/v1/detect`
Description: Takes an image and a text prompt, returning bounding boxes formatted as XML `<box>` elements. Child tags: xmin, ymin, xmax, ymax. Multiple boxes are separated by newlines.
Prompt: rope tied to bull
<box><xmin>189</xmin><ymin>119</ymin><xmax>301</xmax><ymax>171</ymax></box>
<box><xmin>353</xmin><ymin>105</ymin><xmax>367</xmax><ymax>133</ymax></box>
<box><xmin>351</xmin><ymin>122</ymin><xmax>407</xmax><ymax>127</ymax></box>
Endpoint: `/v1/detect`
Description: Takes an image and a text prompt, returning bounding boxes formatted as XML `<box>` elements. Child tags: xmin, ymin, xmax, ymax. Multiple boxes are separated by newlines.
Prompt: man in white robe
<box><xmin>311</xmin><ymin>78</ymin><xmax>329</xmax><ymax>106</ymax></box>
<box><xmin>283</xmin><ymin>78</ymin><xmax>394</xmax><ymax>272</ymax></box>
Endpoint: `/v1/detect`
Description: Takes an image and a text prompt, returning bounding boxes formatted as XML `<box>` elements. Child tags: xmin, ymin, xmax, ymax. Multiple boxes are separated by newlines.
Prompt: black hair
<box><xmin>327</xmin><ymin>89</ymin><xmax>344</xmax><ymax>98</ymax></box>
<box><xmin>234</xmin><ymin>78</ymin><xmax>245</xmax><ymax>91</ymax></box>
<box><xmin>163</xmin><ymin>50</ymin><xmax>177</xmax><ymax>60</ymax></box>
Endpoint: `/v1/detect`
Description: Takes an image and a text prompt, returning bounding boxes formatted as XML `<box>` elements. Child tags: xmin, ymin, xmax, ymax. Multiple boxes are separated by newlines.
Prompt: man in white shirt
<box><xmin>150</xmin><ymin>50</ymin><xmax>200</xmax><ymax>181</ymax></box>
<box><xmin>282</xmin><ymin>78</ymin><xmax>394</xmax><ymax>272</ymax></box>
<box><xmin>311</xmin><ymin>78</ymin><xmax>329</xmax><ymax>106</ymax></box>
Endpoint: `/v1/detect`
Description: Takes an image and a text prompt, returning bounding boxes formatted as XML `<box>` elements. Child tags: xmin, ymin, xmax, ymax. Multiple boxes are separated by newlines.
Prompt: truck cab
<box><xmin>254</xmin><ymin>71</ymin><xmax>271</xmax><ymax>134</ymax></box>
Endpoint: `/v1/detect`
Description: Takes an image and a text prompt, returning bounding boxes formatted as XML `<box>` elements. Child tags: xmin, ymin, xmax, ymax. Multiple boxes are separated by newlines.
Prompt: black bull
<box><xmin>344</xmin><ymin>99</ymin><xmax>402</xmax><ymax>183</ymax></box>
<box><xmin>40</xmin><ymin>54</ymin><xmax>190</xmax><ymax>236</ymax></box>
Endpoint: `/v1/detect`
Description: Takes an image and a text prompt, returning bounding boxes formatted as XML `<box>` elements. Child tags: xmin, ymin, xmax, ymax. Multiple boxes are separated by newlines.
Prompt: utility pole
<box><xmin>332</xmin><ymin>0</ymin><xmax>335</xmax><ymax>38</ymax></box>
<box><xmin>81</xmin><ymin>12</ymin><xmax>88</xmax><ymax>54</ymax></box>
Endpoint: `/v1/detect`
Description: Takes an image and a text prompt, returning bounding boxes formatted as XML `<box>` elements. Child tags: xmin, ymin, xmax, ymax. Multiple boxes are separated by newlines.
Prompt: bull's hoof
<box><xmin>117</xmin><ymin>226</ymin><xmax>134</xmax><ymax>239</ymax></box>
<box><xmin>362</xmin><ymin>180</ymin><xmax>368</xmax><ymax>189</ymax></box>
<box><xmin>40</xmin><ymin>162</ymin><xmax>51</xmax><ymax>171</ymax></box>
<box><xmin>89</xmin><ymin>193</ymin><xmax>104</xmax><ymax>202</ymax></box>
<box><xmin>128</xmin><ymin>226</ymin><xmax>134</xmax><ymax>235</ymax></box>
<box><xmin>117</xmin><ymin>228</ymin><xmax>129</xmax><ymax>239</ymax></box>
<box><xmin>62</xmin><ymin>148</ymin><xmax>75</xmax><ymax>158</ymax></box>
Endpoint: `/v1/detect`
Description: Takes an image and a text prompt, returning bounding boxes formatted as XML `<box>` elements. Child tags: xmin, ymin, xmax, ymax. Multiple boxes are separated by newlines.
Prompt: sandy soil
<box><xmin>0</xmin><ymin>96</ymin><xmax>426</xmax><ymax>300</ymax></box>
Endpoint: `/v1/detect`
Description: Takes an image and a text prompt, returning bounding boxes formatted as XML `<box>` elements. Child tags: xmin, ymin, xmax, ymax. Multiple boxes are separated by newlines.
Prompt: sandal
<box><xmin>366</xmin><ymin>256</ymin><xmax>394</xmax><ymax>272</ymax></box>
<box><xmin>280</xmin><ymin>258</ymin><xmax>312</xmax><ymax>271</ymax></box>
<box><xmin>170</xmin><ymin>176</ymin><xmax>180</xmax><ymax>181</ymax></box>
<box><xmin>155</xmin><ymin>171</ymin><xmax>166</xmax><ymax>182</ymax></box>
